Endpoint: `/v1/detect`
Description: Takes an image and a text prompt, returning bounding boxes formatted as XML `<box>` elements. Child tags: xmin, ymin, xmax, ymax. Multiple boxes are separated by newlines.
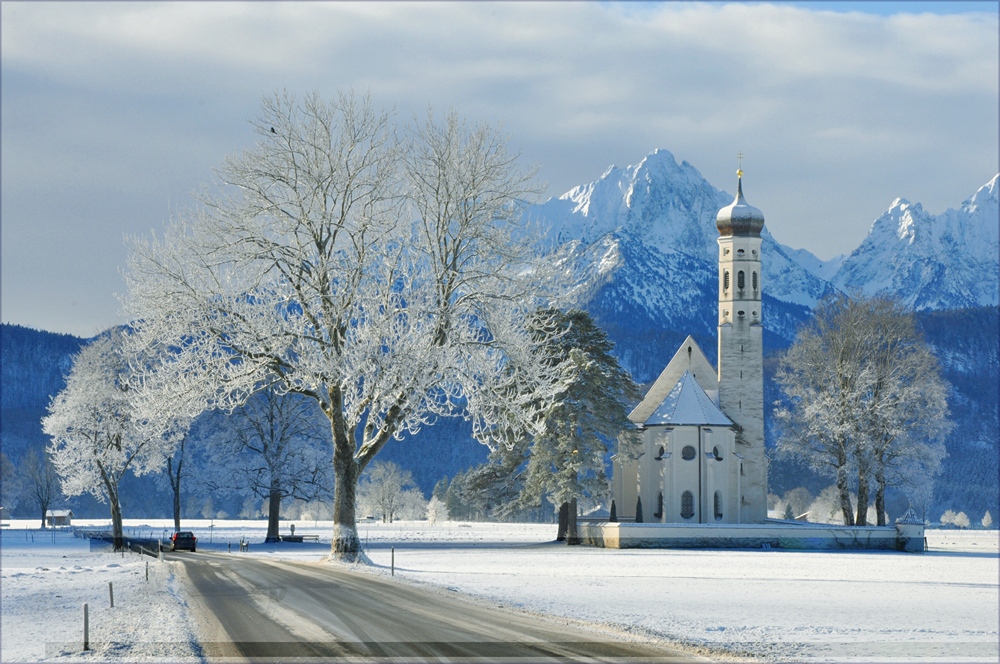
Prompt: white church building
<box><xmin>612</xmin><ymin>169</ymin><xmax>768</xmax><ymax>525</ymax></box>
<box><xmin>591</xmin><ymin>171</ymin><xmax>925</xmax><ymax>552</ymax></box>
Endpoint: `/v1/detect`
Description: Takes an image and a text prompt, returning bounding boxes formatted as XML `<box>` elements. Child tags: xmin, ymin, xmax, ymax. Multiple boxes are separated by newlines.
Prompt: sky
<box><xmin>2</xmin><ymin>2</ymin><xmax>997</xmax><ymax>337</ymax></box>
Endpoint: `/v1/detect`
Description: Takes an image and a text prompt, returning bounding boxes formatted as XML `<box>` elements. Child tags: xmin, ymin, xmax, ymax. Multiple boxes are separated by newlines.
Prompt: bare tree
<box><xmin>852</xmin><ymin>297</ymin><xmax>950</xmax><ymax>525</ymax></box>
<box><xmin>162</xmin><ymin>431</ymin><xmax>191</xmax><ymax>533</ymax></box>
<box><xmin>775</xmin><ymin>294</ymin><xmax>950</xmax><ymax>526</ymax></box>
<box><xmin>43</xmin><ymin>330</ymin><xmax>172</xmax><ymax>550</ymax></box>
<box><xmin>20</xmin><ymin>448</ymin><xmax>60</xmax><ymax>528</ymax></box>
<box><xmin>124</xmin><ymin>92</ymin><xmax>564</xmax><ymax>560</ymax></box>
<box><xmin>205</xmin><ymin>387</ymin><xmax>332</xmax><ymax>542</ymax></box>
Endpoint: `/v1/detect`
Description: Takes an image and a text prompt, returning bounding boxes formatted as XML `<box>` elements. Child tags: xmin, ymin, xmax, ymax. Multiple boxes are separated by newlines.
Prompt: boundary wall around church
<box><xmin>578</xmin><ymin>520</ymin><xmax>925</xmax><ymax>552</ymax></box>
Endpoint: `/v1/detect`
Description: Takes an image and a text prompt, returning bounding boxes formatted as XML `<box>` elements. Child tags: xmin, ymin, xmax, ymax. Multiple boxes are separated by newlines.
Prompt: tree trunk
<box><xmin>556</xmin><ymin>502</ymin><xmax>569</xmax><ymax>541</ymax></box>
<box><xmin>40</xmin><ymin>500</ymin><xmax>49</xmax><ymax>529</ymax></box>
<box><xmin>856</xmin><ymin>461</ymin><xmax>870</xmax><ymax>526</ymax></box>
<box><xmin>265</xmin><ymin>485</ymin><xmax>282</xmax><ymax>543</ymax></box>
<box><xmin>110</xmin><ymin>496</ymin><xmax>125</xmax><ymax>552</ymax></box>
<box><xmin>331</xmin><ymin>432</ymin><xmax>361</xmax><ymax>561</ymax></box>
<box><xmin>168</xmin><ymin>449</ymin><xmax>184</xmax><ymax>533</ymax></box>
<box><xmin>173</xmin><ymin>487</ymin><xmax>182</xmax><ymax>533</ymax></box>
<box><xmin>874</xmin><ymin>460</ymin><xmax>887</xmax><ymax>526</ymax></box>
<box><xmin>836</xmin><ymin>457</ymin><xmax>855</xmax><ymax>526</ymax></box>
<box><xmin>566</xmin><ymin>497</ymin><xmax>580</xmax><ymax>546</ymax></box>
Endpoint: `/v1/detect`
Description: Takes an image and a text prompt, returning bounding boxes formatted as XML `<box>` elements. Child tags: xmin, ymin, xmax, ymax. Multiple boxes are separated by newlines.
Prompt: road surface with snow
<box><xmin>170</xmin><ymin>549</ymin><xmax>697</xmax><ymax>662</ymax></box>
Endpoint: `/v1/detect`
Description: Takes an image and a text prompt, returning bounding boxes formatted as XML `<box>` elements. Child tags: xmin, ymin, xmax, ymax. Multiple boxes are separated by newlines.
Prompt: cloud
<box><xmin>1</xmin><ymin>1</ymin><xmax>996</xmax><ymax>335</ymax></box>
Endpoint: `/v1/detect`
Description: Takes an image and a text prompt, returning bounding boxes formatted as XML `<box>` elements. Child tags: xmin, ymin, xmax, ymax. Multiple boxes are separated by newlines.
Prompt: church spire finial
<box><xmin>736</xmin><ymin>150</ymin><xmax>744</xmax><ymax>180</ymax></box>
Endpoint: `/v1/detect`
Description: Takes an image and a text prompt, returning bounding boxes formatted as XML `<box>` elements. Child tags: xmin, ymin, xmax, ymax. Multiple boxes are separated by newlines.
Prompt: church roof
<box><xmin>642</xmin><ymin>371</ymin><xmax>733</xmax><ymax>427</ymax></box>
<box><xmin>628</xmin><ymin>336</ymin><xmax>717</xmax><ymax>424</ymax></box>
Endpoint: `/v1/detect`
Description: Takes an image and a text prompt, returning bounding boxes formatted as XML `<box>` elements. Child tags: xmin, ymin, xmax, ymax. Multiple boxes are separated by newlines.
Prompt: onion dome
<box><xmin>716</xmin><ymin>171</ymin><xmax>764</xmax><ymax>237</ymax></box>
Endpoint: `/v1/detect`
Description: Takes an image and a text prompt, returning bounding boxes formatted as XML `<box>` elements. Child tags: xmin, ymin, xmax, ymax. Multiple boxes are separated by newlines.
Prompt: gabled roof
<box><xmin>628</xmin><ymin>335</ymin><xmax>718</xmax><ymax>424</ymax></box>
<box><xmin>642</xmin><ymin>371</ymin><xmax>733</xmax><ymax>427</ymax></box>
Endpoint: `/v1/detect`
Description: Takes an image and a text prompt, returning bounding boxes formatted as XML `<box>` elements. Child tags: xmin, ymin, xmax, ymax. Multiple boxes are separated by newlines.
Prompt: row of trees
<box><xmin>774</xmin><ymin>295</ymin><xmax>951</xmax><ymax>526</ymax></box>
<box><xmin>34</xmin><ymin>322</ymin><xmax>432</xmax><ymax>544</ymax></box>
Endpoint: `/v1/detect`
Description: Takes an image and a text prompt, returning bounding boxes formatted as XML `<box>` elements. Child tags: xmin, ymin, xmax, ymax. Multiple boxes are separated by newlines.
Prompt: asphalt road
<box><xmin>168</xmin><ymin>551</ymin><xmax>703</xmax><ymax>663</ymax></box>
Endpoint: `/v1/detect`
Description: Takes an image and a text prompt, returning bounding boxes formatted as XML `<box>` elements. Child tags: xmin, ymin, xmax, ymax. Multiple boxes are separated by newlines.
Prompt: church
<box><xmin>611</xmin><ymin>169</ymin><xmax>768</xmax><ymax>525</ymax></box>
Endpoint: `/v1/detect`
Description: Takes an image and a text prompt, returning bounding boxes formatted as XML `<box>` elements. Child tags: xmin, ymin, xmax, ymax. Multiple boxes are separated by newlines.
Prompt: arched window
<box><xmin>681</xmin><ymin>445</ymin><xmax>696</xmax><ymax>460</ymax></box>
<box><xmin>738</xmin><ymin>270</ymin><xmax>745</xmax><ymax>290</ymax></box>
<box><xmin>654</xmin><ymin>492</ymin><xmax>664</xmax><ymax>519</ymax></box>
<box><xmin>713</xmin><ymin>446</ymin><xmax>723</xmax><ymax>461</ymax></box>
<box><xmin>723</xmin><ymin>270</ymin><xmax>730</xmax><ymax>290</ymax></box>
<box><xmin>714</xmin><ymin>491</ymin><xmax>723</xmax><ymax>520</ymax></box>
<box><xmin>681</xmin><ymin>491</ymin><xmax>695</xmax><ymax>519</ymax></box>
<box><xmin>752</xmin><ymin>271</ymin><xmax>758</xmax><ymax>290</ymax></box>
<box><xmin>656</xmin><ymin>445</ymin><xmax>665</xmax><ymax>460</ymax></box>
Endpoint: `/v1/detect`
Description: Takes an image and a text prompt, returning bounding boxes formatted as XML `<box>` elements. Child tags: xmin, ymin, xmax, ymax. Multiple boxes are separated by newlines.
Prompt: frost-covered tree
<box><xmin>953</xmin><ymin>511</ymin><xmax>971</xmax><ymax>529</ymax></box>
<box><xmin>939</xmin><ymin>509</ymin><xmax>957</xmax><ymax>527</ymax></box>
<box><xmin>124</xmin><ymin>92</ymin><xmax>563</xmax><ymax>560</ymax></box>
<box><xmin>852</xmin><ymin>297</ymin><xmax>950</xmax><ymax>525</ymax></box>
<box><xmin>426</xmin><ymin>496</ymin><xmax>448</xmax><ymax>524</ymax></box>
<box><xmin>358</xmin><ymin>461</ymin><xmax>421</xmax><ymax>523</ymax></box>
<box><xmin>43</xmin><ymin>331</ymin><xmax>170</xmax><ymax>550</ymax></box>
<box><xmin>775</xmin><ymin>294</ymin><xmax>950</xmax><ymax>526</ymax></box>
<box><xmin>782</xmin><ymin>487</ymin><xmax>813</xmax><ymax>520</ymax></box>
<box><xmin>204</xmin><ymin>387</ymin><xmax>332</xmax><ymax>542</ymax></box>
<box><xmin>20</xmin><ymin>448</ymin><xmax>61</xmax><ymax>528</ymax></box>
<box><xmin>982</xmin><ymin>510</ymin><xmax>992</xmax><ymax>529</ymax></box>
<box><xmin>511</xmin><ymin>309</ymin><xmax>639</xmax><ymax>544</ymax></box>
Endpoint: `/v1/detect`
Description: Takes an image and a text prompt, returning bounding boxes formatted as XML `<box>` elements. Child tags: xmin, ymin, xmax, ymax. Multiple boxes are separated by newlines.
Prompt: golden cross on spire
<box><xmin>736</xmin><ymin>151</ymin><xmax>744</xmax><ymax>179</ymax></box>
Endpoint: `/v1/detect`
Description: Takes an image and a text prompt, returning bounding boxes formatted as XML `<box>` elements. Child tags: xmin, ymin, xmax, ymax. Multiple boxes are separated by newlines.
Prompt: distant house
<box><xmin>45</xmin><ymin>509</ymin><xmax>74</xmax><ymax>527</ymax></box>
<box><xmin>0</xmin><ymin>506</ymin><xmax>10</xmax><ymax>521</ymax></box>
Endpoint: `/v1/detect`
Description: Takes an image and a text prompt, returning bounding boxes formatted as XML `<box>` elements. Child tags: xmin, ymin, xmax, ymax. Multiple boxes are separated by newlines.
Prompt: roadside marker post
<box><xmin>145</xmin><ymin>560</ymin><xmax>149</xmax><ymax>582</ymax></box>
<box><xmin>108</xmin><ymin>581</ymin><xmax>114</xmax><ymax>608</ymax></box>
<box><xmin>83</xmin><ymin>603</ymin><xmax>89</xmax><ymax>651</ymax></box>
<box><xmin>391</xmin><ymin>547</ymin><xmax>395</xmax><ymax>576</ymax></box>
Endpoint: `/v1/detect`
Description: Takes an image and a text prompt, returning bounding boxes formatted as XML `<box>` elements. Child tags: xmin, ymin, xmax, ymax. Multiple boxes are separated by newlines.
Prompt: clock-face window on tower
<box><xmin>738</xmin><ymin>270</ymin><xmax>745</xmax><ymax>290</ymax></box>
<box><xmin>752</xmin><ymin>271</ymin><xmax>758</xmax><ymax>290</ymax></box>
<box><xmin>681</xmin><ymin>445</ymin><xmax>696</xmax><ymax>460</ymax></box>
<box><xmin>737</xmin><ymin>249</ymin><xmax>744</xmax><ymax>256</ymax></box>
<box><xmin>723</xmin><ymin>270</ymin><xmax>730</xmax><ymax>291</ymax></box>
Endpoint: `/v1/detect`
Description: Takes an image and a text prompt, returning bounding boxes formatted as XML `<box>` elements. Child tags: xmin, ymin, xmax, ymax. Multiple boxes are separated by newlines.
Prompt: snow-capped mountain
<box><xmin>832</xmin><ymin>175</ymin><xmax>999</xmax><ymax>310</ymax></box>
<box><xmin>528</xmin><ymin>149</ymin><xmax>997</xmax><ymax>382</ymax></box>
<box><xmin>533</xmin><ymin>149</ymin><xmax>833</xmax><ymax>310</ymax></box>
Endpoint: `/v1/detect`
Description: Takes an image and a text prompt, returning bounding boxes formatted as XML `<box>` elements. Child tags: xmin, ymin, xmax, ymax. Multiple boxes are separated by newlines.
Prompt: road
<box><xmin>168</xmin><ymin>551</ymin><xmax>702</xmax><ymax>662</ymax></box>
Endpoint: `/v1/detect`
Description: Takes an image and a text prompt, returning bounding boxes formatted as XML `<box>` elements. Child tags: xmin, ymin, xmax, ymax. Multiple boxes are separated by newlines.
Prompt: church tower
<box><xmin>715</xmin><ymin>167</ymin><xmax>767</xmax><ymax>523</ymax></box>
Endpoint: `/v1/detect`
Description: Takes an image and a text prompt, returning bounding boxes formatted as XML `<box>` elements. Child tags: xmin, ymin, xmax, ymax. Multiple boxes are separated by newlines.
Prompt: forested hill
<box><xmin>914</xmin><ymin>307</ymin><xmax>999</xmax><ymax>516</ymax></box>
<box><xmin>1</xmin><ymin>324</ymin><xmax>87</xmax><ymax>461</ymax></box>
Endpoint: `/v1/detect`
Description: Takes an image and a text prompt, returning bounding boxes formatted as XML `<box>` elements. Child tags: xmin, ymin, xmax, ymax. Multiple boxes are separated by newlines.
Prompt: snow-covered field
<box><xmin>2</xmin><ymin>519</ymin><xmax>997</xmax><ymax>662</ymax></box>
<box><xmin>0</xmin><ymin>526</ymin><xmax>202</xmax><ymax>662</ymax></box>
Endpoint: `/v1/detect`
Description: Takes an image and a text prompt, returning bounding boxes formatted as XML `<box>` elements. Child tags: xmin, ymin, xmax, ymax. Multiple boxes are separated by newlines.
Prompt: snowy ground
<box><xmin>0</xmin><ymin>526</ymin><xmax>202</xmax><ymax>662</ymax></box>
<box><xmin>2</xmin><ymin>519</ymin><xmax>997</xmax><ymax>662</ymax></box>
